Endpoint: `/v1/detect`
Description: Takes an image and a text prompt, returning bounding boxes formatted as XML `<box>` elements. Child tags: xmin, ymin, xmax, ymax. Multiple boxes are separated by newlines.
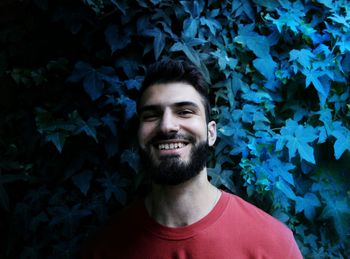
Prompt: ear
<box><xmin>207</xmin><ymin>121</ymin><xmax>217</xmax><ymax>147</ymax></box>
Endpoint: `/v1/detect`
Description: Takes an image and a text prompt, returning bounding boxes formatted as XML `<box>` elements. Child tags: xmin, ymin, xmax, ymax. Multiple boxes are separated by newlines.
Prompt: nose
<box><xmin>159</xmin><ymin>109</ymin><xmax>179</xmax><ymax>133</ymax></box>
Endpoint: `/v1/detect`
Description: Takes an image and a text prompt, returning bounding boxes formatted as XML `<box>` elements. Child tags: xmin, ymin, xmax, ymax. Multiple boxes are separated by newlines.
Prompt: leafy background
<box><xmin>1</xmin><ymin>0</ymin><xmax>349</xmax><ymax>258</ymax></box>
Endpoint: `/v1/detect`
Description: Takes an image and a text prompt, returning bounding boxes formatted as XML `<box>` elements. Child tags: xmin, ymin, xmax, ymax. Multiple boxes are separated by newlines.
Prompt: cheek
<box><xmin>138</xmin><ymin>123</ymin><xmax>155</xmax><ymax>147</ymax></box>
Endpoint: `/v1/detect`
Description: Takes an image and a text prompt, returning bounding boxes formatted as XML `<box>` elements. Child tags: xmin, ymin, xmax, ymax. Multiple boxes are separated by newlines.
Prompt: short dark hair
<box><xmin>137</xmin><ymin>59</ymin><xmax>211</xmax><ymax>121</ymax></box>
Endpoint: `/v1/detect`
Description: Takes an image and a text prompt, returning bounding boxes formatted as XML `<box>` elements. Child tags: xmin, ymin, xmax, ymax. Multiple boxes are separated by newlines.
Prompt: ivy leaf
<box><xmin>289</xmin><ymin>49</ymin><xmax>315</xmax><ymax>69</ymax></box>
<box><xmin>208</xmin><ymin>162</ymin><xmax>235</xmax><ymax>192</ymax></box>
<box><xmin>72</xmin><ymin>170</ymin><xmax>93</xmax><ymax>196</ymax></box>
<box><xmin>278</xmin><ymin>119</ymin><xmax>318</xmax><ymax>164</ymax></box>
<box><xmin>97</xmin><ymin>173</ymin><xmax>129</xmax><ymax>205</ymax></box>
<box><xmin>170</xmin><ymin>42</ymin><xmax>201</xmax><ymax>67</ymax></box>
<box><xmin>253</xmin><ymin>56</ymin><xmax>277</xmax><ymax>80</ymax></box>
<box><xmin>143</xmin><ymin>28</ymin><xmax>165</xmax><ymax>60</ymax></box>
<box><xmin>180</xmin><ymin>0</ymin><xmax>205</xmax><ymax>17</ymax></box>
<box><xmin>121</xmin><ymin>149</ymin><xmax>139</xmax><ymax>173</ymax></box>
<box><xmin>45</xmin><ymin>132</ymin><xmax>68</xmax><ymax>153</ymax></box>
<box><xmin>49</xmin><ymin>205</ymin><xmax>91</xmax><ymax>228</ymax></box>
<box><xmin>252</xmin><ymin>0</ymin><xmax>279</xmax><ymax>10</ymax></box>
<box><xmin>183</xmin><ymin>17</ymin><xmax>198</xmax><ymax>38</ymax></box>
<box><xmin>276</xmin><ymin>178</ymin><xmax>297</xmax><ymax>200</ymax></box>
<box><xmin>303</xmin><ymin>69</ymin><xmax>329</xmax><ymax>98</ymax></box>
<box><xmin>117</xmin><ymin>95</ymin><xmax>136</xmax><ymax>120</ymax></box>
<box><xmin>267</xmin><ymin>157</ymin><xmax>295</xmax><ymax>186</ymax></box>
<box><xmin>234</xmin><ymin>24</ymin><xmax>270</xmax><ymax>59</ymax></box>
<box><xmin>200</xmin><ymin>17</ymin><xmax>221</xmax><ymax>34</ymax></box>
<box><xmin>104</xmin><ymin>24</ymin><xmax>131</xmax><ymax>54</ymax></box>
<box><xmin>265</xmin><ymin>2</ymin><xmax>304</xmax><ymax>33</ymax></box>
<box><xmin>331</xmin><ymin>125</ymin><xmax>350</xmax><ymax>159</ymax></box>
<box><xmin>101</xmin><ymin>113</ymin><xmax>117</xmax><ymax>136</ymax></box>
<box><xmin>320</xmin><ymin>197</ymin><xmax>350</xmax><ymax>240</ymax></box>
<box><xmin>295</xmin><ymin>193</ymin><xmax>321</xmax><ymax>220</ymax></box>
<box><xmin>211</xmin><ymin>49</ymin><xmax>237</xmax><ymax>71</ymax></box>
<box><xmin>68</xmin><ymin>62</ymin><xmax>117</xmax><ymax>100</ymax></box>
<box><xmin>329</xmin><ymin>14</ymin><xmax>350</xmax><ymax>28</ymax></box>
<box><xmin>72</xmin><ymin>114</ymin><xmax>101</xmax><ymax>143</ymax></box>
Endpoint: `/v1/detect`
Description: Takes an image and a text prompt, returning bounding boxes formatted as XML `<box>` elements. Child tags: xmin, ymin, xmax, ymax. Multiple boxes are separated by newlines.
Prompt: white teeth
<box><xmin>158</xmin><ymin>143</ymin><xmax>185</xmax><ymax>150</ymax></box>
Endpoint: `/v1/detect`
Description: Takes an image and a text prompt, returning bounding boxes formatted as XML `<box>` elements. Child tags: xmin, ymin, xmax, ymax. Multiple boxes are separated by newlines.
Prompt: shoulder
<box><xmin>225</xmin><ymin>192</ymin><xmax>289</xmax><ymax>232</ymax></box>
<box><xmin>222</xmin><ymin>192</ymin><xmax>302</xmax><ymax>258</ymax></box>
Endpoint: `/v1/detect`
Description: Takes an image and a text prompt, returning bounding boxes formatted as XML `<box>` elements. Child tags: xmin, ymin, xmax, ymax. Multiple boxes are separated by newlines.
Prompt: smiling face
<box><xmin>138</xmin><ymin>82</ymin><xmax>216</xmax><ymax>185</ymax></box>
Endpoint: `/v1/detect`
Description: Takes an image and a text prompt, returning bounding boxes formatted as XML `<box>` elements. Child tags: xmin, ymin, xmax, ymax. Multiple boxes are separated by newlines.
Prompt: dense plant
<box><xmin>1</xmin><ymin>0</ymin><xmax>349</xmax><ymax>258</ymax></box>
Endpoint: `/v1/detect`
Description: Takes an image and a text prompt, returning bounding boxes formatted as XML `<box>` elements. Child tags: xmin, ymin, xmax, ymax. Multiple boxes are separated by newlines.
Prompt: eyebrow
<box><xmin>139</xmin><ymin>101</ymin><xmax>201</xmax><ymax>114</ymax></box>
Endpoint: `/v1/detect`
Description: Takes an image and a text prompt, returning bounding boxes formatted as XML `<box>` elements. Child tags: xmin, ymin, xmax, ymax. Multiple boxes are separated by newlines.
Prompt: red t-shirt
<box><xmin>82</xmin><ymin>191</ymin><xmax>302</xmax><ymax>259</ymax></box>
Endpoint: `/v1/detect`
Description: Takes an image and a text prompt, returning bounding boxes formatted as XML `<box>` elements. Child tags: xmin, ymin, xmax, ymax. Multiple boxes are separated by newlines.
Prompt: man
<box><xmin>82</xmin><ymin>59</ymin><xmax>303</xmax><ymax>258</ymax></box>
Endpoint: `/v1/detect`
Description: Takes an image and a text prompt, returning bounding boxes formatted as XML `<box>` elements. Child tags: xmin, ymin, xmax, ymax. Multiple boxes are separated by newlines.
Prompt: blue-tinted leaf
<box><xmin>83</xmin><ymin>70</ymin><xmax>104</xmax><ymax>100</ymax></box>
<box><xmin>125</xmin><ymin>77</ymin><xmax>142</xmax><ymax>90</ymax></box>
<box><xmin>143</xmin><ymin>28</ymin><xmax>165</xmax><ymax>60</ymax></box>
<box><xmin>208</xmin><ymin>161</ymin><xmax>235</xmax><ymax>192</ymax></box>
<box><xmin>200</xmin><ymin>17</ymin><xmax>221</xmax><ymax>34</ymax></box>
<box><xmin>154</xmin><ymin>31</ymin><xmax>165</xmax><ymax>60</ymax></box>
<box><xmin>180</xmin><ymin>0</ymin><xmax>204</xmax><ymax>17</ymax></box>
<box><xmin>341</xmin><ymin>52</ymin><xmax>350</xmax><ymax>72</ymax></box>
<box><xmin>46</xmin><ymin>132</ymin><xmax>68</xmax><ymax>153</ymax></box>
<box><xmin>211</xmin><ymin>49</ymin><xmax>237</xmax><ymax>71</ymax></box>
<box><xmin>67</xmin><ymin>61</ymin><xmax>92</xmax><ymax>82</ymax></box>
<box><xmin>279</xmin><ymin>120</ymin><xmax>318</xmax><ymax>164</ymax></box>
<box><xmin>303</xmin><ymin>69</ymin><xmax>329</xmax><ymax>99</ymax></box>
<box><xmin>331</xmin><ymin>125</ymin><xmax>350</xmax><ymax>159</ymax></box>
<box><xmin>49</xmin><ymin>204</ymin><xmax>91</xmax><ymax>226</ymax></box>
<box><xmin>289</xmin><ymin>49</ymin><xmax>315</xmax><ymax>69</ymax></box>
<box><xmin>72</xmin><ymin>170</ymin><xmax>93</xmax><ymax>195</ymax></box>
<box><xmin>73</xmin><ymin>115</ymin><xmax>100</xmax><ymax>142</ymax></box>
<box><xmin>102</xmin><ymin>113</ymin><xmax>117</xmax><ymax>135</ymax></box>
<box><xmin>121</xmin><ymin>149</ymin><xmax>139</xmax><ymax>173</ymax></box>
<box><xmin>253</xmin><ymin>56</ymin><xmax>277</xmax><ymax>80</ymax></box>
<box><xmin>252</xmin><ymin>0</ymin><xmax>279</xmax><ymax>10</ymax></box>
<box><xmin>104</xmin><ymin>135</ymin><xmax>119</xmax><ymax>158</ymax></box>
<box><xmin>183</xmin><ymin>17</ymin><xmax>198</xmax><ymax>38</ymax></box>
<box><xmin>97</xmin><ymin>173</ymin><xmax>129</xmax><ymax>204</ymax></box>
<box><xmin>115</xmin><ymin>58</ymin><xmax>140</xmax><ymax>78</ymax></box>
<box><xmin>110</xmin><ymin>0</ymin><xmax>127</xmax><ymax>15</ymax></box>
<box><xmin>295</xmin><ymin>193</ymin><xmax>321</xmax><ymax>220</ymax></box>
<box><xmin>234</xmin><ymin>24</ymin><xmax>270</xmax><ymax>58</ymax></box>
<box><xmin>105</xmin><ymin>24</ymin><xmax>131</xmax><ymax>54</ymax></box>
<box><xmin>268</xmin><ymin>157</ymin><xmax>295</xmax><ymax>186</ymax></box>
<box><xmin>170</xmin><ymin>42</ymin><xmax>201</xmax><ymax>67</ymax></box>
<box><xmin>117</xmin><ymin>96</ymin><xmax>136</xmax><ymax>120</ymax></box>
<box><xmin>276</xmin><ymin>179</ymin><xmax>296</xmax><ymax>200</ymax></box>
<box><xmin>329</xmin><ymin>14</ymin><xmax>350</xmax><ymax>28</ymax></box>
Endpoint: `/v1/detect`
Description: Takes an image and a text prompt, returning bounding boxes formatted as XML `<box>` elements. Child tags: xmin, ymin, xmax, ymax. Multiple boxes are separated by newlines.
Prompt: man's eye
<box><xmin>141</xmin><ymin>113</ymin><xmax>159</xmax><ymax>121</ymax></box>
<box><xmin>178</xmin><ymin>110</ymin><xmax>193</xmax><ymax>117</ymax></box>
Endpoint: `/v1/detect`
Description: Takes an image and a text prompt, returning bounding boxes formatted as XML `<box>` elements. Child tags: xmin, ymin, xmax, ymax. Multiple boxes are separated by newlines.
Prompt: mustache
<box><xmin>148</xmin><ymin>132</ymin><xmax>195</xmax><ymax>145</ymax></box>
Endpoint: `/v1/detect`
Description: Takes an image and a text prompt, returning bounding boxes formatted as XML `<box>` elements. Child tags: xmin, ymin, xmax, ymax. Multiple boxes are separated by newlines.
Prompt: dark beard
<box><xmin>139</xmin><ymin>141</ymin><xmax>209</xmax><ymax>186</ymax></box>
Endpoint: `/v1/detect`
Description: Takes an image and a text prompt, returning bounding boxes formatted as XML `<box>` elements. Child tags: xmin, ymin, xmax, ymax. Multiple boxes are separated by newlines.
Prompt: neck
<box><xmin>145</xmin><ymin>169</ymin><xmax>221</xmax><ymax>227</ymax></box>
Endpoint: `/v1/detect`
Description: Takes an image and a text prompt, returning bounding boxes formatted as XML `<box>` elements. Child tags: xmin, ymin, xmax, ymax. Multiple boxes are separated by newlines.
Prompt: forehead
<box><xmin>139</xmin><ymin>82</ymin><xmax>205</xmax><ymax>110</ymax></box>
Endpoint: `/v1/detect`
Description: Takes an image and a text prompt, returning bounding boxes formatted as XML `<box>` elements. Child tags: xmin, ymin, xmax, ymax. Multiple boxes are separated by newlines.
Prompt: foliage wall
<box><xmin>1</xmin><ymin>0</ymin><xmax>349</xmax><ymax>258</ymax></box>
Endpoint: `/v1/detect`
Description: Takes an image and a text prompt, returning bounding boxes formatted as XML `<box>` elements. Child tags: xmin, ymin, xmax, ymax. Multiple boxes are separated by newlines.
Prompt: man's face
<box><xmin>137</xmin><ymin>82</ymin><xmax>216</xmax><ymax>185</ymax></box>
